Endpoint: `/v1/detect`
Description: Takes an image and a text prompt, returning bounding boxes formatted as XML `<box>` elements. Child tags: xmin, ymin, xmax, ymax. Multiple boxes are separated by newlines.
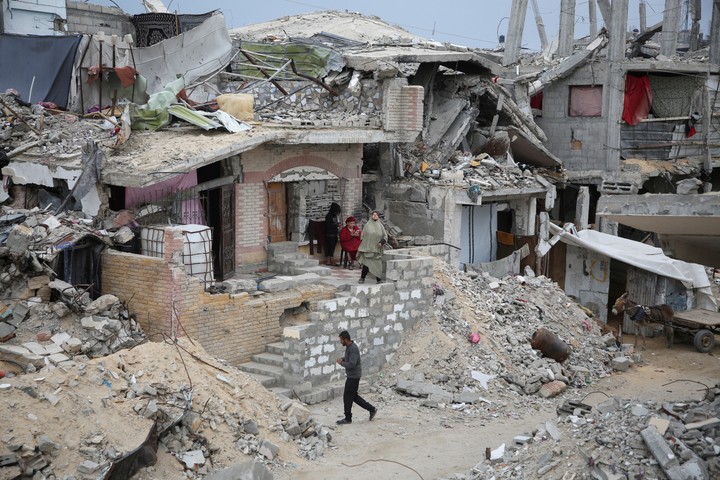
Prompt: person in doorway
<box><xmin>336</xmin><ymin>330</ymin><xmax>377</xmax><ymax>425</ymax></box>
<box><xmin>357</xmin><ymin>210</ymin><xmax>387</xmax><ymax>284</ymax></box>
<box><xmin>339</xmin><ymin>216</ymin><xmax>362</xmax><ymax>270</ymax></box>
<box><xmin>324</xmin><ymin>202</ymin><xmax>342</xmax><ymax>266</ymax></box>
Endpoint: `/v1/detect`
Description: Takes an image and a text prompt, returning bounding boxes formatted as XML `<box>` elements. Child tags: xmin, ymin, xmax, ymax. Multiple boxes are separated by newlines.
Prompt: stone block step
<box><xmin>272</xmin><ymin>252</ymin><xmax>305</xmax><ymax>262</ymax></box>
<box><xmin>285</xmin><ymin>258</ymin><xmax>320</xmax><ymax>267</ymax></box>
<box><xmin>266</xmin><ymin>342</ymin><xmax>285</xmax><ymax>355</ymax></box>
<box><xmin>252</xmin><ymin>352</ymin><xmax>283</xmax><ymax>367</ymax></box>
<box><xmin>244</xmin><ymin>372</ymin><xmax>276</xmax><ymax>388</ymax></box>
<box><xmin>239</xmin><ymin>362</ymin><xmax>284</xmax><ymax>382</ymax></box>
<box><xmin>291</xmin><ymin>266</ymin><xmax>331</xmax><ymax>276</ymax></box>
<box><xmin>269</xmin><ymin>386</ymin><xmax>292</xmax><ymax>398</ymax></box>
<box><xmin>266</xmin><ymin>242</ymin><xmax>299</xmax><ymax>256</ymax></box>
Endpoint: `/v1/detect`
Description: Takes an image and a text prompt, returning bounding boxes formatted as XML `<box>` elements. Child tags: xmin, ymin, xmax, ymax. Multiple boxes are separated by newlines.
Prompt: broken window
<box><xmin>568</xmin><ymin>86</ymin><xmax>602</xmax><ymax>117</ymax></box>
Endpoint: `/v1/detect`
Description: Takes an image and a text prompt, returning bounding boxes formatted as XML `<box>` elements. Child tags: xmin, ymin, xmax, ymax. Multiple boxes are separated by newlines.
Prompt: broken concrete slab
<box><xmin>641</xmin><ymin>425</ymin><xmax>679</xmax><ymax>471</ymax></box>
<box><xmin>204</xmin><ymin>460</ymin><xmax>274</xmax><ymax>480</ymax></box>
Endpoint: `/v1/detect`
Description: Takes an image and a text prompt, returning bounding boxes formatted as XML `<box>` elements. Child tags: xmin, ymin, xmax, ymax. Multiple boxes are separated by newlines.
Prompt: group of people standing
<box><xmin>323</xmin><ymin>202</ymin><xmax>387</xmax><ymax>284</ymax></box>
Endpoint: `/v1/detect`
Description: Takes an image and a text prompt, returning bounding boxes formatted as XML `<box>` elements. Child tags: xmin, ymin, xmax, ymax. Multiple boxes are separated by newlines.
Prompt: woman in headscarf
<box><xmin>339</xmin><ymin>216</ymin><xmax>362</xmax><ymax>270</ymax></box>
<box><xmin>324</xmin><ymin>202</ymin><xmax>342</xmax><ymax>266</ymax></box>
<box><xmin>357</xmin><ymin>210</ymin><xmax>388</xmax><ymax>284</ymax></box>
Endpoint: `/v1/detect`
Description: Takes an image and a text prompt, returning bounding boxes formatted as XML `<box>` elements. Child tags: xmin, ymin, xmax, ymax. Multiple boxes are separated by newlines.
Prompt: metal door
<box><xmin>219</xmin><ymin>184</ymin><xmax>235</xmax><ymax>279</ymax></box>
<box><xmin>267</xmin><ymin>182</ymin><xmax>287</xmax><ymax>243</ymax></box>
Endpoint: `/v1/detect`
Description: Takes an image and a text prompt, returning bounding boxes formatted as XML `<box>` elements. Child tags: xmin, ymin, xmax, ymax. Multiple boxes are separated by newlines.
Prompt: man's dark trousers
<box><xmin>343</xmin><ymin>377</ymin><xmax>374</xmax><ymax>421</ymax></box>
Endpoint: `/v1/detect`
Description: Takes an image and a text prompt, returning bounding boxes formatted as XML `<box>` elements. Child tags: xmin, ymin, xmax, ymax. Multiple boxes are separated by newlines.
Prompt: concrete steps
<box><xmin>252</xmin><ymin>352</ymin><xmax>283</xmax><ymax>367</ymax></box>
<box><xmin>266</xmin><ymin>342</ymin><xmax>285</xmax><ymax>355</ymax></box>
<box><xmin>290</xmin><ymin>265</ymin><xmax>331</xmax><ymax>276</ymax></box>
<box><xmin>239</xmin><ymin>362</ymin><xmax>284</xmax><ymax>385</ymax></box>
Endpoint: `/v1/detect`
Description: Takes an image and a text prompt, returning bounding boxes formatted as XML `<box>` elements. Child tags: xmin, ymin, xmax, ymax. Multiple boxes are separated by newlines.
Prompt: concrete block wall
<box><xmin>282</xmin><ymin>249</ymin><xmax>434</xmax><ymax>387</ymax></box>
<box><xmin>383</xmin><ymin>79</ymin><xmax>424</xmax><ymax>133</ymax></box>
<box><xmin>102</xmin><ymin>231</ymin><xmax>334</xmax><ymax>366</ymax></box>
<box><xmin>66</xmin><ymin>1</ymin><xmax>133</xmax><ymax>36</ymax></box>
<box><xmin>535</xmin><ymin>63</ymin><xmax>610</xmax><ymax>172</ymax></box>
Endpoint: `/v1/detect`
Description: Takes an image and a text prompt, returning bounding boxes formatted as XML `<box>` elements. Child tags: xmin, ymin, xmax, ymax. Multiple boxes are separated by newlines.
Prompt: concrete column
<box><xmin>536</xmin><ymin>212</ymin><xmax>550</xmax><ymax>275</ymax></box>
<box><xmin>512</xmin><ymin>197</ymin><xmax>537</xmax><ymax>236</ymax></box>
<box><xmin>589</xmin><ymin>0</ymin><xmax>598</xmax><ymax>38</ymax></box>
<box><xmin>597</xmin><ymin>217</ymin><xmax>619</xmax><ymax>235</ymax></box>
<box><xmin>596</xmin><ymin>0</ymin><xmax>611</xmax><ymax>28</ymax></box>
<box><xmin>689</xmin><ymin>0</ymin><xmax>700</xmax><ymax>51</ymax></box>
<box><xmin>711</xmin><ymin>0</ymin><xmax>720</xmax><ymax>65</ymax></box>
<box><xmin>530</xmin><ymin>0</ymin><xmax>549</xmax><ymax>50</ymax></box>
<box><xmin>575</xmin><ymin>186</ymin><xmax>590</xmax><ymax>230</ymax></box>
<box><xmin>605</xmin><ymin>0</ymin><xmax>628</xmax><ymax>172</ymax></box>
<box><xmin>503</xmin><ymin>0</ymin><xmax>529</xmax><ymax>66</ymax></box>
<box><xmin>558</xmin><ymin>0</ymin><xmax>576</xmax><ymax>57</ymax></box>
<box><xmin>660</xmin><ymin>0</ymin><xmax>681</xmax><ymax>57</ymax></box>
<box><xmin>639</xmin><ymin>1</ymin><xmax>647</xmax><ymax>32</ymax></box>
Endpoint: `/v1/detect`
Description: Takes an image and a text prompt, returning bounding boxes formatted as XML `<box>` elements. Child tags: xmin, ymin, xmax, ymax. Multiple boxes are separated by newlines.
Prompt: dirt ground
<box><xmin>274</xmin><ymin>334</ymin><xmax>720</xmax><ymax>480</ymax></box>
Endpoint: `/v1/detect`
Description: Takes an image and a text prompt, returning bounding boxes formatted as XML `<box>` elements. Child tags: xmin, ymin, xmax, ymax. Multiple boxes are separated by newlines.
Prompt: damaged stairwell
<box><xmin>239</xmin><ymin>243</ymin><xmax>441</xmax><ymax>404</ymax></box>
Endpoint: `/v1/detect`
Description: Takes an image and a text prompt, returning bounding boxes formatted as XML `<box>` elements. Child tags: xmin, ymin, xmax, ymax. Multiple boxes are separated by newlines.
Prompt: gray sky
<box><xmin>99</xmin><ymin>0</ymin><xmax>714</xmax><ymax>51</ymax></box>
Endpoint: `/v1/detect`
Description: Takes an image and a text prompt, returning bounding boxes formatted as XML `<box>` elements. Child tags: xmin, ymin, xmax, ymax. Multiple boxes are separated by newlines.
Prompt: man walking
<box><xmin>336</xmin><ymin>330</ymin><xmax>377</xmax><ymax>424</ymax></box>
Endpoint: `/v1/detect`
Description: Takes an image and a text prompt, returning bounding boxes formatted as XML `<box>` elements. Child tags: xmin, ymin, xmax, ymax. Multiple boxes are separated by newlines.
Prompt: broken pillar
<box><xmin>574</xmin><ymin>186</ymin><xmax>590</xmax><ymax>230</ymax></box>
<box><xmin>661</xmin><ymin>0</ymin><xmax>682</xmax><ymax>57</ymax></box>
<box><xmin>503</xmin><ymin>0</ymin><xmax>529</xmax><ymax>66</ymax></box>
<box><xmin>558</xmin><ymin>0</ymin><xmax>576</xmax><ymax>57</ymax></box>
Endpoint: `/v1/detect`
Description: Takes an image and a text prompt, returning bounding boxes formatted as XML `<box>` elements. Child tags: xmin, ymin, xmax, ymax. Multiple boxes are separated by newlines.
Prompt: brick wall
<box><xmin>236</xmin><ymin>144</ymin><xmax>363</xmax><ymax>270</ymax></box>
<box><xmin>282</xmin><ymin>248</ymin><xmax>435</xmax><ymax>388</ymax></box>
<box><xmin>383</xmin><ymin>79</ymin><xmax>425</xmax><ymax>133</ymax></box>
<box><xmin>101</xmin><ymin>229</ymin><xmax>334</xmax><ymax>365</ymax></box>
<box><xmin>66</xmin><ymin>1</ymin><xmax>133</xmax><ymax>36</ymax></box>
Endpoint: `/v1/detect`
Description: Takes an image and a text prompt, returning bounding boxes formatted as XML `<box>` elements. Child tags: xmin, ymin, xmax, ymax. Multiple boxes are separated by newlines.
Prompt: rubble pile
<box><xmin>445</xmin><ymin>386</ymin><xmax>720</xmax><ymax>480</ymax></box>
<box><xmin>401</xmin><ymin>147</ymin><xmax>548</xmax><ymax>193</ymax></box>
<box><xmin>382</xmin><ymin>260</ymin><xmax>614</xmax><ymax>406</ymax></box>
<box><xmin>0</xmin><ymin>207</ymin><xmax>149</xmax><ymax>363</ymax></box>
<box><xmin>0</xmin><ymin>91</ymin><xmax>111</xmax><ymax>161</ymax></box>
<box><xmin>0</xmin><ymin>339</ymin><xmax>328</xmax><ymax>479</ymax></box>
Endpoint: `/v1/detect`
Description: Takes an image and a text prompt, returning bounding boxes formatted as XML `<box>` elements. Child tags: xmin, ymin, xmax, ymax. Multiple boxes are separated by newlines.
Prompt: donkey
<box><xmin>611</xmin><ymin>292</ymin><xmax>674</xmax><ymax>349</ymax></box>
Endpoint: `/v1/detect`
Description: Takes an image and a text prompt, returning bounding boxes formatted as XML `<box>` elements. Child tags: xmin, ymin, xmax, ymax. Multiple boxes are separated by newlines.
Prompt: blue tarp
<box><xmin>0</xmin><ymin>34</ymin><xmax>82</xmax><ymax>108</ymax></box>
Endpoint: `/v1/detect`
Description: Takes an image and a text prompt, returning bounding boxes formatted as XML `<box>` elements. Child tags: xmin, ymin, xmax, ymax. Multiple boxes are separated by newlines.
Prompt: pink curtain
<box><xmin>622</xmin><ymin>74</ymin><xmax>652</xmax><ymax>126</ymax></box>
<box><xmin>125</xmin><ymin>171</ymin><xmax>207</xmax><ymax>225</ymax></box>
<box><xmin>569</xmin><ymin>86</ymin><xmax>602</xmax><ymax>117</ymax></box>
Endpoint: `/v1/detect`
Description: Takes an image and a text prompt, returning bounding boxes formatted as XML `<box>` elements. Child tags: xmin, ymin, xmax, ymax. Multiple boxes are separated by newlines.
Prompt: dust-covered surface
<box><xmin>0</xmin><ymin>338</ymin><xmax>327</xmax><ymax>479</ymax></box>
<box><xmin>1</xmin><ymin>252</ymin><xmax>719</xmax><ymax>480</ymax></box>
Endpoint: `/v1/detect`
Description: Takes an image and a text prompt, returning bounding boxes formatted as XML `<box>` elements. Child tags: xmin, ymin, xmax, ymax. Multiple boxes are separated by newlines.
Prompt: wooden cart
<box><xmin>671</xmin><ymin>309</ymin><xmax>720</xmax><ymax>353</ymax></box>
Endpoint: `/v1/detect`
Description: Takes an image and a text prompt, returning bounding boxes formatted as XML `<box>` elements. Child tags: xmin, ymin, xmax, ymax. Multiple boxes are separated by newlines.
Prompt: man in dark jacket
<box><xmin>336</xmin><ymin>330</ymin><xmax>377</xmax><ymax>424</ymax></box>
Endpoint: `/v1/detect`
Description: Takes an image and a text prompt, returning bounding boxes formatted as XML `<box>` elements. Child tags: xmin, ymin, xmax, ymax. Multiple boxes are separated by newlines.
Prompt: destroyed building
<box><xmin>1</xmin><ymin>1</ymin><xmax>720</xmax><ymax>479</ymax></box>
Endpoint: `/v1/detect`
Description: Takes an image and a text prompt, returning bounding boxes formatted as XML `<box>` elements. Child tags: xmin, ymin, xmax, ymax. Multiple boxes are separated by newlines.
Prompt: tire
<box><xmin>693</xmin><ymin>329</ymin><xmax>716</xmax><ymax>353</ymax></box>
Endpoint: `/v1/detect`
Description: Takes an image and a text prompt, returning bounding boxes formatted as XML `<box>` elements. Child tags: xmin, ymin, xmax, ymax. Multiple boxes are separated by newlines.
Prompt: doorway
<box><xmin>267</xmin><ymin>182</ymin><xmax>288</xmax><ymax>243</ymax></box>
<box><xmin>459</xmin><ymin>204</ymin><xmax>497</xmax><ymax>269</ymax></box>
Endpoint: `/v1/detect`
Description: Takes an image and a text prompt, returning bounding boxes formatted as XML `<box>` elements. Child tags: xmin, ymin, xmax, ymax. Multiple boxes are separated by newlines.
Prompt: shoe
<box><xmin>336</xmin><ymin>418</ymin><xmax>351</xmax><ymax>425</ymax></box>
<box><xmin>369</xmin><ymin>408</ymin><xmax>377</xmax><ymax>421</ymax></box>
<box><xmin>358</xmin><ymin>278</ymin><xmax>365</xmax><ymax>284</ymax></box>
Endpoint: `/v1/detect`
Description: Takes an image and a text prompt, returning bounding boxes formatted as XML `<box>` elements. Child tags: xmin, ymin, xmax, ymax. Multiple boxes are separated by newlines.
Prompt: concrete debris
<box><xmin>441</xmin><ymin>387</ymin><xmax>720</xmax><ymax>479</ymax></box>
<box><xmin>387</xmin><ymin>261</ymin><xmax>615</xmax><ymax>405</ymax></box>
<box><xmin>0</xmin><ymin>338</ymin><xmax>335</xmax><ymax>479</ymax></box>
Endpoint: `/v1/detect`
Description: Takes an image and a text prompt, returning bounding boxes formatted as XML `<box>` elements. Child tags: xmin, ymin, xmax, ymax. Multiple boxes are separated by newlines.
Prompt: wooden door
<box><xmin>267</xmin><ymin>182</ymin><xmax>287</xmax><ymax>243</ymax></box>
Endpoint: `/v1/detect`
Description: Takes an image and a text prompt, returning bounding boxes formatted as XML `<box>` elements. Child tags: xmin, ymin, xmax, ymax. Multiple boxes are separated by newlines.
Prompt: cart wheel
<box><xmin>693</xmin><ymin>329</ymin><xmax>716</xmax><ymax>353</ymax></box>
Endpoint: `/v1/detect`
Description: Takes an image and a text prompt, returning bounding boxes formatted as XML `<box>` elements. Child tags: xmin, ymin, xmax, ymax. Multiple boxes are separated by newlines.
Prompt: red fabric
<box><xmin>530</xmin><ymin>92</ymin><xmax>543</xmax><ymax>110</ymax></box>
<box><xmin>114</xmin><ymin>66</ymin><xmax>137</xmax><ymax>88</ymax></box>
<box><xmin>339</xmin><ymin>225</ymin><xmax>361</xmax><ymax>259</ymax></box>
<box><xmin>622</xmin><ymin>74</ymin><xmax>652</xmax><ymax>126</ymax></box>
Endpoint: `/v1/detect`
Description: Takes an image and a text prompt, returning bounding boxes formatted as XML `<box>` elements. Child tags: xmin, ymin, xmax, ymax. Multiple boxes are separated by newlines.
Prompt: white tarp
<box><xmin>548</xmin><ymin>223</ymin><xmax>716</xmax><ymax>310</ymax></box>
<box><xmin>69</xmin><ymin>13</ymin><xmax>232</xmax><ymax>111</ymax></box>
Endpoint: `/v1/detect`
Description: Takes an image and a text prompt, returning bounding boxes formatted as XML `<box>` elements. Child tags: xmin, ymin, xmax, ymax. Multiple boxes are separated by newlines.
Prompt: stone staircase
<box><xmin>267</xmin><ymin>242</ymin><xmax>331</xmax><ymax>276</ymax></box>
<box><xmin>238</xmin><ymin>341</ymin><xmax>292</xmax><ymax>397</ymax></box>
<box><xmin>239</xmin><ymin>341</ymin><xmax>346</xmax><ymax>403</ymax></box>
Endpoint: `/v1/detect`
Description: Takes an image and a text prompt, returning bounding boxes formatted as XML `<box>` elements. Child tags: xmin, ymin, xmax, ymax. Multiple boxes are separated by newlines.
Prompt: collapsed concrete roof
<box><xmin>230</xmin><ymin>11</ymin><xmax>503</xmax><ymax>76</ymax></box>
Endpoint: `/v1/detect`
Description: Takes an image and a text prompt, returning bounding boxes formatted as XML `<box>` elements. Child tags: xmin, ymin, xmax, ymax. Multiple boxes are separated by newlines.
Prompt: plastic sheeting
<box><xmin>548</xmin><ymin>223</ymin><xmax>716</xmax><ymax>310</ymax></box>
<box><xmin>0</xmin><ymin>34</ymin><xmax>82</xmax><ymax>108</ymax></box>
